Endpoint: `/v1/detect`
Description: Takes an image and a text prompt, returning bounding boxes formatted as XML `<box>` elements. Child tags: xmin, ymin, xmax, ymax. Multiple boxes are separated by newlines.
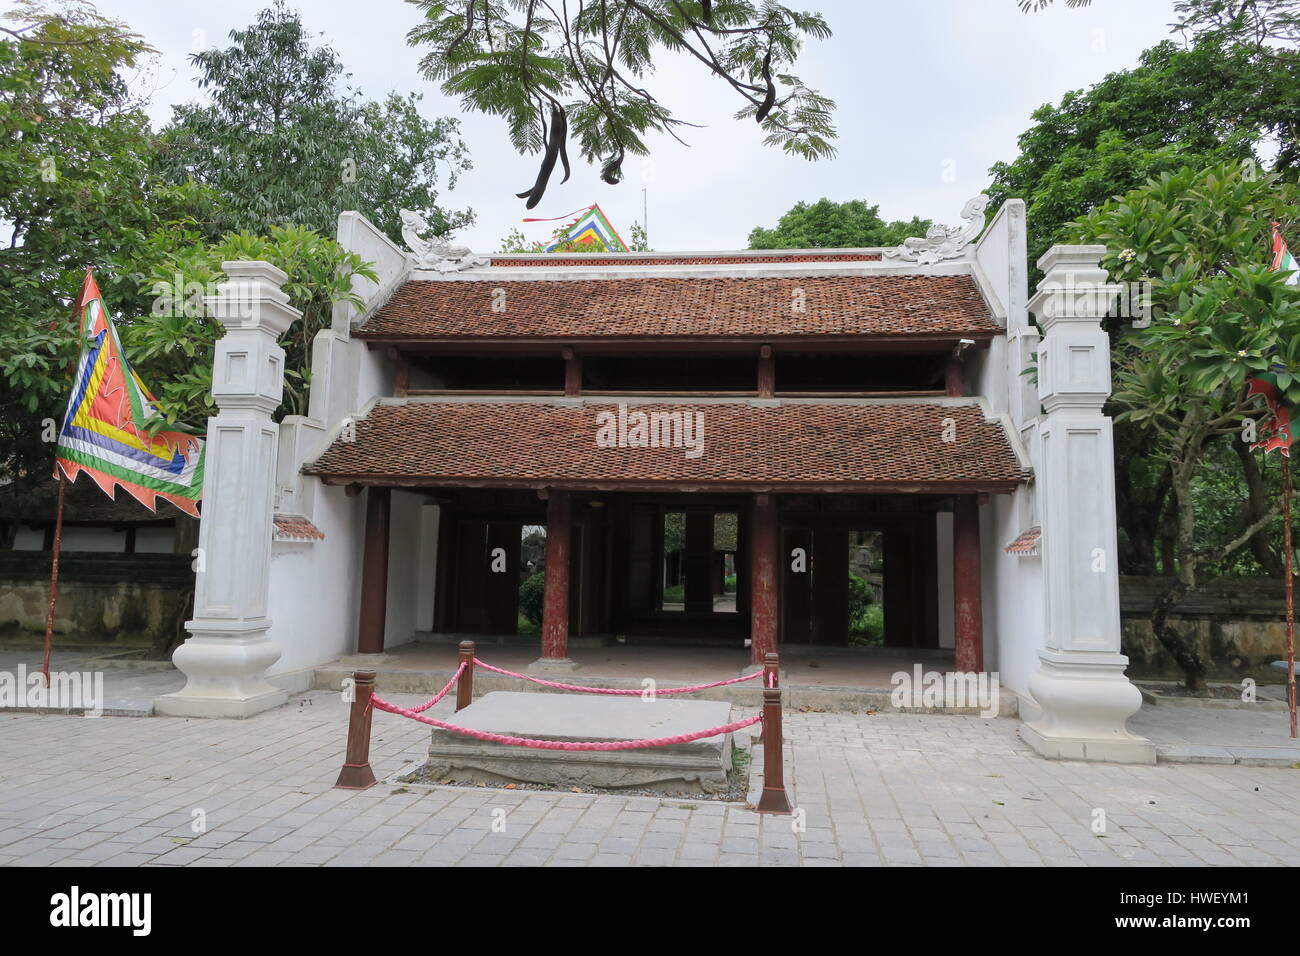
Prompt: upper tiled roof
<box><xmin>358</xmin><ymin>274</ymin><xmax>997</xmax><ymax>340</ymax></box>
<box><xmin>303</xmin><ymin>400</ymin><xmax>1026</xmax><ymax>490</ymax></box>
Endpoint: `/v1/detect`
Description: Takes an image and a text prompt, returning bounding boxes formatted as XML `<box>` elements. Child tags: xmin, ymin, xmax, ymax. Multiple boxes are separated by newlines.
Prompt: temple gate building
<box><xmin>154</xmin><ymin>197</ymin><xmax>1155</xmax><ymax>764</ymax></box>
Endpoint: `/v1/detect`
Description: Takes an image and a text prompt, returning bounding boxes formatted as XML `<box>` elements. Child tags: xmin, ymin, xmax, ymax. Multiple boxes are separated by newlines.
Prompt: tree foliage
<box><xmin>1072</xmin><ymin>161</ymin><xmax>1300</xmax><ymax>686</ymax></box>
<box><xmin>989</xmin><ymin>32</ymin><xmax>1300</xmax><ymax>271</ymax></box>
<box><xmin>406</xmin><ymin>0</ymin><xmax>836</xmax><ymax>208</ymax></box>
<box><xmin>157</xmin><ymin>1</ymin><xmax>474</xmax><ymax>243</ymax></box>
<box><xmin>747</xmin><ymin>198</ymin><xmax>929</xmax><ymax>249</ymax></box>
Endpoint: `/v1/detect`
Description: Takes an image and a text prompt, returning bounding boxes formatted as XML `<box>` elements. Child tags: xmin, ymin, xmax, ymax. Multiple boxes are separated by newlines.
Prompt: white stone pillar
<box><xmin>1020</xmin><ymin>246</ymin><xmax>1154</xmax><ymax>763</ymax></box>
<box><xmin>155</xmin><ymin>262</ymin><xmax>300</xmax><ymax>718</ymax></box>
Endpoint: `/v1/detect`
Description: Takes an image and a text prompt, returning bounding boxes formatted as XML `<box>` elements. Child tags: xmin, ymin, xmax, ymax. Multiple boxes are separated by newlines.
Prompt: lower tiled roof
<box><xmin>303</xmin><ymin>401</ymin><xmax>1027</xmax><ymax>491</ymax></box>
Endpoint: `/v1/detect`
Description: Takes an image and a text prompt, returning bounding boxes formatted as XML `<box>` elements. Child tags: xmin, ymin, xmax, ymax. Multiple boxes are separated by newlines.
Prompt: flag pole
<box><xmin>1286</xmin><ymin>453</ymin><xmax>1297</xmax><ymax>738</ymax></box>
<box><xmin>41</xmin><ymin>267</ymin><xmax>90</xmax><ymax>689</ymax></box>
<box><xmin>41</xmin><ymin>468</ymin><xmax>66</xmax><ymax>689</ymax></box>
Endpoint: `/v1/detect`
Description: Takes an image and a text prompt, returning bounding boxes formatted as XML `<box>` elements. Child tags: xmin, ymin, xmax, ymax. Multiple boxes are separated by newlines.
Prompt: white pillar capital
<box><xmin>156</xmin><ymin>261</ymin><xmax>303</xmax><ymax>719</ymax></box>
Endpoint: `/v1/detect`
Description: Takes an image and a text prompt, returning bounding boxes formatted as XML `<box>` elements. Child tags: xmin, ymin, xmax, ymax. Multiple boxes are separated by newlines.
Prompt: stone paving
<box><xmin>1</xmin><ymin>689</ymin><xmax>1298</xmax><ymax>867</ymax></box>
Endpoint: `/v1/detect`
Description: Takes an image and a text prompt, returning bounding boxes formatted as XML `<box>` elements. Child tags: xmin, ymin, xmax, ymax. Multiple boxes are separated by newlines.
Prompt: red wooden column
<box><xmin>563</xmin><ymin>347</ymin><xmax>581</xmax><ymax>397</ymax></box>
<box><xmin>757</xmin><ymin>345</ymin><xmax>775</xmax><ymax>398</ymax></box>
<box><xmin>945</xmin><ymin>355</ymin><xmax>964</xmax><ymax>397</ymax></box>
<box><xmin>750</xmin><ymin>493</ymin><xmax>779</xmax><ymax>664</ymax></box>
<box><xmin>357</xmin><ymin>486</ymin><xmax>391</xmax><ymax>655</ymax></box>
<box><xmin>953</xmin><ymin>494</ymin><xmax>984</xmax><ymax>672</ymax></box>
<box><xmin>541</xmin><ymin>490</ymin><xmax>572</xmax><ymax>660</ymax></box>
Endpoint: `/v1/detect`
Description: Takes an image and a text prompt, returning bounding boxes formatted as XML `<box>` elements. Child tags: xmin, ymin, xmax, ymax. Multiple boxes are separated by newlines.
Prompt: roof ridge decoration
<box><xmin>399</xmin><ymin>208</ymin><xmax>489</xmax><ymax>272</ymax></box>
<box><xmin>884</xmin><ymin>195</ymin><xmax>990</xmax><ymax>266</ymax></box>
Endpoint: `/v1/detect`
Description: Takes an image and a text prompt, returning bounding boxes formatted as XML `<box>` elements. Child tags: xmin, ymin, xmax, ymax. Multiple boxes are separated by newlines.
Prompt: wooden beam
<box><xmin>757</xmin><ymin>345</ymin><xmax>775</xmax><ymax>398</ymax></box>
<box><xmin>541</xmin><ymin>490</ymin><xmax>572</xmax><ymax>659</ymax></box>
<box><xmin>750</xmin><ymin>493</ymin><xmax>779</xmax><ymax>664</ymax></box>
<box><xmin>562</xmin><ymin>347</ymin><xmax>582</xmax><ymax>396</ymax></box>
<box><xmin>953</xmin><ymin>494</ymin><xmax>983</xmax><ymax>672</ymax></box>
<box><xmin>357</xmin><ymin>487</ymin><xmax>391</xmax><ymax>654</ymax></box>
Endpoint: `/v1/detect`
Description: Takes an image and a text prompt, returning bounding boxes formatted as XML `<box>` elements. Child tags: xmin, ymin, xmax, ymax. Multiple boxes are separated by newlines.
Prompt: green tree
<box><xmin>157</xmin><ymin>2</ymin><xmax>474</xmax><ymax>243</ymax></box>
<box><xmin>126</xmin><ymin>226</ymin><xmax>376</xmax><ymax>426</ymax></box>
<box><xmin>1071</xmin><ymin>161</ymin><xmax>1300</xmax><ymax>688</ymax></box>
<box><xmin>748</xmin><ymin>198</ymin><xmax>928</xmax><ymax>249</ymax></box>
<box><xmin>0</xmin><ymin>1</ymin><xmax>213</xmax><ymax>522</ymax></box>
<box><xmin>407</xmin><ymin>0</ymin><xmax>836</xmax><ymax>208</ymax></box>
<box><xmin>988</xmin><ymin>34</ymin><xmax>1300</xmax><ymax>272</ymax></box>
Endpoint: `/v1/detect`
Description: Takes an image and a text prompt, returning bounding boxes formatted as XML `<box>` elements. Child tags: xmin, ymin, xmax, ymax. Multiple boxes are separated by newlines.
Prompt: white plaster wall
<box><xmin>383</xmin><ymin>489</ymin><xmax>423</xmax><ymax>648</ymax></box>
<box><xmin>262</xmin><ymin>212</ymin><xmax>407</xmax><ymax>677</ymax></box>
<box><xmin>266</xmin><ymin>482</ymin><xmax>366</xmax><ymax>676</ymax></box>
<box><xmin>416</xmin><ymin>504</ymin><xmax>440</xmax><ymax>631</ymax></box>
<box><xmin>986</xmin><ymin>488</ymin><xmax>1044</xmax><ymax>698</ymax></box>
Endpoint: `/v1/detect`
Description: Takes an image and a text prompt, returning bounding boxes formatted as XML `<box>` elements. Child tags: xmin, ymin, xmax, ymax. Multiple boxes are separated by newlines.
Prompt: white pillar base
<box><xmin>1021</xmin><ymin>649</ymin><xmax>1155</xmax><ymax>764</ymax></box>
<box><xmin>155</xmin><ymin>624</ymin><xmax>287</xmax><ymax>719</ymax></box>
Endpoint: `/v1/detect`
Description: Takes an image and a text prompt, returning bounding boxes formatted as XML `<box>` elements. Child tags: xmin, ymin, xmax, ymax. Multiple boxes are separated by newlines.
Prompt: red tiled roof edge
<box><xmin>1003</xmin><ymin>526</ymin><xmax>1041</xmax><ymax>556</ymax></box>
<box><xmin>274</xmin><ymin>515</ymin><xmax>325</xmax><ymax>541</ymax></box>
<box><xmin>490</xmin><ymin>253</ymin><xmax>883</xmax><ymax>267</ymax></box>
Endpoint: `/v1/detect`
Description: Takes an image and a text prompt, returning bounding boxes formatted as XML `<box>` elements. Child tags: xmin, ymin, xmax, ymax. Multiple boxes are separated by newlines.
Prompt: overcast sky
<box><xmin>55</xmin><ymin>0</ymin><xmax>1183</xmax><ymax>251</ymax></box>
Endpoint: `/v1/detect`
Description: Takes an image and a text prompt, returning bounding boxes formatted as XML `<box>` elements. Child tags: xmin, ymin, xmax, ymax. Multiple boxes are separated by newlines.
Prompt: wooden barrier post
<box><xmin>763</xmin><ymin>651</ymin><xmax>779</xmax><ymax>689</ymax></box>
<box><xmin>334</xmin><ymin>670</ymin><xmax>377</xmax><ymax>790</ymax></box>
<box><xmin>755</xmin><ymin>677</ymin><xmax>792</xmax><ymax>814</ymax></box>
<box><xmin>456</xmin><ymin>640</ymin><xmax>475</xmax><ymax>712</ymax></box>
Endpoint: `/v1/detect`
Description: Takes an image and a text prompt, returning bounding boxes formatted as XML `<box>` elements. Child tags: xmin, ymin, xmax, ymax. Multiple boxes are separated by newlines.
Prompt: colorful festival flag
<box><xmin>523</xmin><ymin>203</ymin><xmax>629</xmax><ymax>252</ymax></box>
<box><xmin>1274</xmin><ymin>220</ymin><xmax>1300</xmax><ymax>284</ymax></box>
<box><xmin>1250</xmin><ymin>223</ymin><xmax>1299</xmax><ymax>457</ymax></box>
<box><xmin>54</xmin><ymin>270</ymin><xmax>205</xmax><ymax>516</ymax></box>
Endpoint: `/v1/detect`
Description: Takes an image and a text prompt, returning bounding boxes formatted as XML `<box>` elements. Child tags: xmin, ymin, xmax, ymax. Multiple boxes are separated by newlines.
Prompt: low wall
<box><xmin>0</xmin><ymin>551</ymin><xmax>194</xmax><ymax>651</ymax></box>
<box><xmin>1121</xmin><ymin>576</ymin><xmax>1294</xmax><ymax>682</ymax></box>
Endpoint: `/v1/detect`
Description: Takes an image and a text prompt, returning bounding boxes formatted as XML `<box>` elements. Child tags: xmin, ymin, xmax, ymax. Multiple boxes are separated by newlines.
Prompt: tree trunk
<box><xmin>1232</xmin><ymin>434</ymin><xmax>1283</xmax><ymax>576</ymax></box>
<box><xmin>1148</xmin><ymin>578</ymin><xmax>1206</xmax><ymax>691</ymax></box>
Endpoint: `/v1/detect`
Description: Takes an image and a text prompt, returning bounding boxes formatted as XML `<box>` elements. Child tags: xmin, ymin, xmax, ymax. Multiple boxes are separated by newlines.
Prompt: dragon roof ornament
<box><xmin>400</xmin><ymin>208</ymin><xmax>489</xmax><ymax>272</ymax></box>
<box><xmin>884</xmin><ymin>195</ymin><xmax>990</xmax><ymax>266</ymax></box>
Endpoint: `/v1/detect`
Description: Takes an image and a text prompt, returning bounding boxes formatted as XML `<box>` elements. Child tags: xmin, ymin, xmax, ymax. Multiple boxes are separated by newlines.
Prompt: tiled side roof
<box><xmin>274</xmin><ymin>515</ymin><xmax>325</xmax><ymax>541</ymax></box>
<box><xmin>491</xmin><ymin>253</ymin><xmax>882</xmax><ymax>267</ymax></box>
<box><xmin>304</xmin><ymin>401</ymin><xmax>1026</xmax><ymax>489</ymax></box>
<box><xmin>1004</xmin><ymin>526</ymin><xmax>1041</xmax><ymax>556</ymax></box>
<box><xmin>358</xmin><ymin>274</ymin><xmax>997</xmax><ymax>340</ymax></box>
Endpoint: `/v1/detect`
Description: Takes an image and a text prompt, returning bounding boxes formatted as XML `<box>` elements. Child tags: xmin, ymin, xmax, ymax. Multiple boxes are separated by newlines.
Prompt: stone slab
<box><xmin>423</xmin><ymin>691</ymin><xmax>734</xmax><ymax>792</ymax></box>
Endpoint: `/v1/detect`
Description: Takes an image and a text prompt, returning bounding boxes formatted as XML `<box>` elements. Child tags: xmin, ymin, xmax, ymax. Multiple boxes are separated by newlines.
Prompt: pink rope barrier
<box><xmin>471</xmin><ymin>658</ymin><xmax>763</xmax><ymax>696</ymax></box>
<box><xmin>391</xmin><ymin>662</ymin><xmax>466</xmax><ymax>714</ymax></box>
<box><xmin>369</xmin><ymin>693</ymin><xmax>762</xmax><ymax>751</ymax></box>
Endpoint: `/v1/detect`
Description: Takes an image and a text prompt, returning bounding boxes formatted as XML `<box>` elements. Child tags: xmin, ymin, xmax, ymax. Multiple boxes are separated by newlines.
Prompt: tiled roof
<box><xmin>304</xmin><ymin>401</ymin><xmax>1026</xmax><ymax>490</ymax></box>
<box><xmin>358</xmin><ymin>274</ymin><xmax>997</xmax><ymax>340</ymax></box>
<box><xmin>1004</xmin><ymin>526</ymin><xmax>1041</xmax><ymax>556</ymax></box>
<box><xmin>491</xmin><ymin>253</ymin><xmax>882</xmax><ymax>267</ymax></box>
<box><xmin>274</xmin><ymin>515</ymin><xmax>325</xmax><ymax>541</ymax></box>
